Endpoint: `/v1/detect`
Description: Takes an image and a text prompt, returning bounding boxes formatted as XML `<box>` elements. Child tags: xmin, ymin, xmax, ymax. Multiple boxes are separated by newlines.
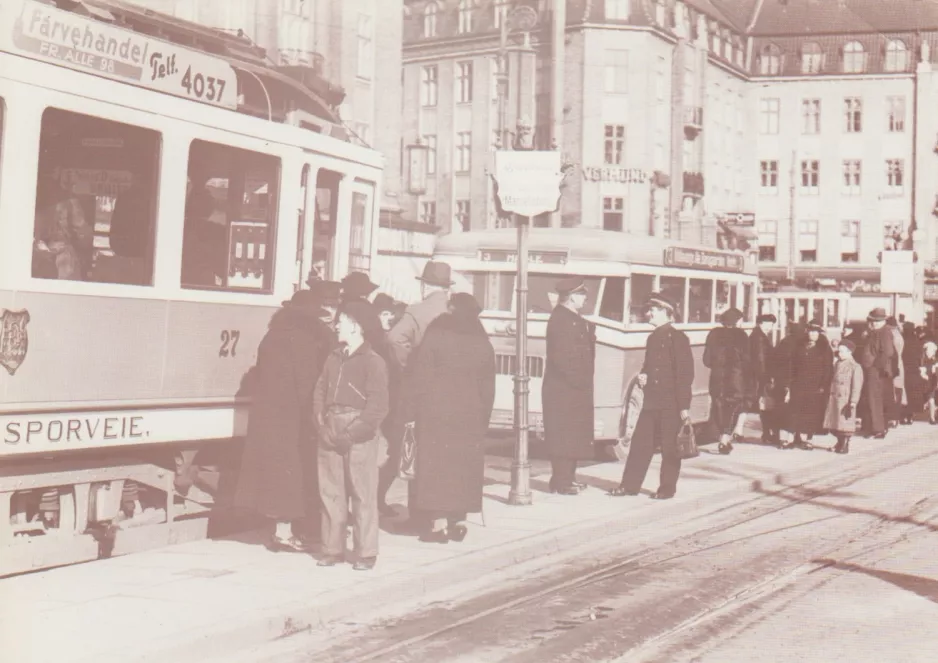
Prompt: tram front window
<box><xmin>32</xmin><ymin>108</ymin><xmax>160</xmax><ymax>285</ymax></box>
<box><xmin>182</xmin><ymin>140</ymin><xmax>280</xmax><ymax>292</ymax></box>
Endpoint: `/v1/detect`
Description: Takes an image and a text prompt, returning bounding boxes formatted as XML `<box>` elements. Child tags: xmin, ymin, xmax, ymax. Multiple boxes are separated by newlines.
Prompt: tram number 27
<box><xmin>181</xmin><ymin>66</ymin><xmax>226</xmax><ymax>103</ymax></box>
<box><xmin>219</xmin><ymin>330</ymin><xmax>241</xmax><ymax>358</ymax></box>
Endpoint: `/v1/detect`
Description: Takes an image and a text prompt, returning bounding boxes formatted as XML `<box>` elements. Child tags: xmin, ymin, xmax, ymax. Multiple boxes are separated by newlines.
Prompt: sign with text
<box><xmin>881</xmin><ymin>250</ymin><xmax>915</xmax><ymax>294</ymax></box>
<box><xmin>664</xmin><ymin>246</ymin><xmax>745</xmax><ymax>273</ymax></box>
<box><xmin>581</xmin><ymin>167</ymin><xmax>648</xmax><ymax>184</ymax></box>
<box><xmin>721</xmin><ymin>212</ymin><xmax>755</xmax><ymax>227</ymax></box>
<box><xmin>1</xmin><ymin>0</ymin><xmax>238</xmax><ymax>109</ymax></box>
<box><xmin>494</xmin><ymin>151</ymin><xmax>565</xmax><ymax>218</ymax></box>
<box><xmin>479</xmin><ymin>249</ymin><xmax>568</xmax><ymax>265</ymax></box>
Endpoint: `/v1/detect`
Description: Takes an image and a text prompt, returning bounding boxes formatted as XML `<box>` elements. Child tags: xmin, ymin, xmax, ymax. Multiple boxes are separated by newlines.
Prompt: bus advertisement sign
<box><xmin>493</xmin><ymin>151</ymin><xmax>565</xmax><ymax>218</ymax></box>
<box><xmin>664</xmin><ymin>246</ymin><xmax>745</xmax><ymax>273</ymax></box>
<box><xmin>2</xmin><ymin>0</ymin><xmax>238</xmax><ymax>109</ymax></box>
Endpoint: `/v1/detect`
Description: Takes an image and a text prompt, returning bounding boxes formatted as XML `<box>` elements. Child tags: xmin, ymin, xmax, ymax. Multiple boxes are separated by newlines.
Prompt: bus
<box><xmin>433</xmin><ymin>228</ymin><xmax>760</xmax><ymax>445</ymax></box>
<box><xmin>0</xmin><ymin>0</ymin><xmax>383</xmax><ymax>575</ymax></box>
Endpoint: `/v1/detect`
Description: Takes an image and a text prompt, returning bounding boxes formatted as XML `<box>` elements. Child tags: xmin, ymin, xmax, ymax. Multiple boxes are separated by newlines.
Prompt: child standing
<box><xmin>823</xmin><ymin>339</ymin><xmax>864</xmax><ymax>454</ymax></box>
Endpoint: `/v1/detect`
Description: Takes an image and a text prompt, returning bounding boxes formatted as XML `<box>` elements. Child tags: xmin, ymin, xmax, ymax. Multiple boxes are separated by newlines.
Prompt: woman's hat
<box><xmin>719</xmin><ymin>307</ymin><xmax>744</xmax><ymax>325</ymax></box>
<box><xmin>554</xmin><ymin>277</ymin><xmax>587</xmax><ymax>296</ymax></box>
<box><xmin>342</xmin><ymin>271</ymin><xmax>379</xmax><ymax>299</ymax></box>
<box><xmin>867</xmin><ymin>307</ymin><xmax>887</xmax><ymax>322</ymax></box>
<box><xmin>450</xmin><ymin>292</ymin><xmax>483</xmax><ymax>317</ymax></box>
<box><xmin>282</xmin><ymin>289</ymin><xmax>327</xmax><ymax>317</ymax></box>
<box><xmin>840</xmin><ymin>339</ymin><xmax>856</xmax><ymax>353</ymax></box>
<box><xmin>372</xmin><ymin>293</ymin><xmax>396</xmax><ymax>313</ymax></box>
<box><xmin>757</xmin><ymin>313</ymin><xmax>777</xmax><ymax>324</ymax></box>
<box><xmin>417</xmin><ymin>261</ymin><xmax>455</xmax><ymax>287</ymax></box>
<box><xmin>806</xmin><ymin>319</ymin><xmax>825</xmax><ymax>333</ymax></box>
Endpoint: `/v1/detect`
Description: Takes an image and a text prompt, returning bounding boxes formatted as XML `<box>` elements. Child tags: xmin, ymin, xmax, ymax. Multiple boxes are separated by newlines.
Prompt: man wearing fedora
<box><xmin>857</xmin><ymin>307</ymin><xmax>897</xmax><ymax>439</ymax></box>
<box><xmin>611</xmin><ymin>292</ymin><xmax>693</xmax><ymax>500</ymax></box>
<box><xmin>384</xmin><ymin>260</ymin><xmax>454</xmax><ymax>521</ymax></box>
<box><xmin>542</xmin><ymin>277</ymin><xmax>596</xmax><ymax>495</ymax></box>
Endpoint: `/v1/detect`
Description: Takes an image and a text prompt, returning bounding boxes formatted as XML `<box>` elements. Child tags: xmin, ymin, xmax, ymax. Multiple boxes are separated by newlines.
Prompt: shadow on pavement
<box><xmin>812</xmin><ymin>558</ymin><xmax>938</xmax><ymax>604</ymax></box>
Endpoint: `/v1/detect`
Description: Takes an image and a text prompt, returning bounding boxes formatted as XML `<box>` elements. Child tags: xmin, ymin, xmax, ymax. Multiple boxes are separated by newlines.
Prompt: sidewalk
<box><xmin>1</xmin><ymin>422</ymin><xmax>925</xmax><ymax>663</ymax></box>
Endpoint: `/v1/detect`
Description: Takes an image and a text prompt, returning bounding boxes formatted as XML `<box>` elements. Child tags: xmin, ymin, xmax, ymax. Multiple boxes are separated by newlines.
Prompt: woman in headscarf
<box><xmin>403</xmin><ymin>293</ymin><xmax>496</xmax><ymax>543</ymax></box>
<box><xmin>233</xmin><ymin>290</ymin><xmax>335</xmax><ymax>551</ymax></box>
<box><xmin>781</xmin><ymin>320</ymin><xmax>833</xmax><ymax>450</ymax></box>
<box><xmin>703</xmin><ymin>307</ymin><xmax>750</xmax><ymax>455</ymax></box>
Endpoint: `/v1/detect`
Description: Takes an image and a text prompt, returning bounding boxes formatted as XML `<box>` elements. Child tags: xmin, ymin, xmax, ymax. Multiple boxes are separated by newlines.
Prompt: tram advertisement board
<box><xmin>0</xmin><ymin>0</ymin><xmax>238</xmax><ymax>109</ymax></box>
<box><xmin>664</xmin><ymin>246</ymin><xmax>745</xmax><ymax>273</ymax></box>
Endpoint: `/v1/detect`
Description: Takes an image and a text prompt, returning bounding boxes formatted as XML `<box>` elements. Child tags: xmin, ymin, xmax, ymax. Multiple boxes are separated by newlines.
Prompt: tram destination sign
<box><xmin>0</xmin><ymin>0</ymin><xmax>238</xmax><ymax>109</ymax></box>
<box><xmin>479</xmin><ymin>249</ymin><xmax>568</xmax><ymax>265</ymax></box>
<box><xmin>664</xmin><ymin>246</ymin><xmax>745</xmax><ymax>273</ymax></box>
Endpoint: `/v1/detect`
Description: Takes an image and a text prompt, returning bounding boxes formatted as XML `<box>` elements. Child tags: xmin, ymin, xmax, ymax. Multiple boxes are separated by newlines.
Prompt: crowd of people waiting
<box><xmin>231</xmin><ymin>261</ymin><xmax>496</xmax><ymax>571</ymax></box>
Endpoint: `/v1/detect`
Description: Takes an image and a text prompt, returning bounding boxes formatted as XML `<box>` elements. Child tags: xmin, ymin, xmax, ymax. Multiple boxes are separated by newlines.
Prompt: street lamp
<box><xmin>406</xmin><ymin>138</ymin><xmax>429</xmax><ymax>195</ymax></box>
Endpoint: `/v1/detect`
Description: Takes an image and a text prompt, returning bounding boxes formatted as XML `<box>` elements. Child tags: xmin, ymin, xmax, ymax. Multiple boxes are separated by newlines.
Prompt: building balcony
<box><xmin>278</xmin><ymin>49</ymin><xmax>325</xmax><ymax>73</ymax></box>
<box><xmin>683</xmin><ymin>171</ymin><xmax>705</xmax><ymax>198</ymax></box>
<box><xmin>683</xmin><ymin>106</ymin><xmax>703</xmax><ymax>140</ymax></box>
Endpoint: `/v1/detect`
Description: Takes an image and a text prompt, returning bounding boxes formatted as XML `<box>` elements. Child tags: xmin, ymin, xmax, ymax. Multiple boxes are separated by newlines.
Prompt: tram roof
<box><xmin>434</xmin><ymin>228</ymin><xmax>758</xmax><ymax>275</ymax></box>
<box><xmin>4</xmin><ymin>0</ymin><xmax>346</xmax><ymax>134</ymax></box>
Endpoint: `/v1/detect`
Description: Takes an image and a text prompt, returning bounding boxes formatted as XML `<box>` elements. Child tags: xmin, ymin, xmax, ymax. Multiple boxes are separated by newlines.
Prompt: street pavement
<box><xmin>2</xmin><ymin>418</ymin><xmax>936</xmax><ymax>663</ymax></box>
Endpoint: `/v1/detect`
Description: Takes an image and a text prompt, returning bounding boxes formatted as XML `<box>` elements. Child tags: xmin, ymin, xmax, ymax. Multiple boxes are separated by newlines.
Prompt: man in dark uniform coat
<box><xmin>750</xmin><ymin>313</ymin><xmax>778</xmax><ymax>443</ymax></box>
<box><xmin>610</xmin><ymin>292</ymin><xmax>694</xmax><ymax>500</ymax></box>
<box><xmin>542</xmin><ymin>277</ymin><xmax>596</xmax><ymax>495</ymax></box>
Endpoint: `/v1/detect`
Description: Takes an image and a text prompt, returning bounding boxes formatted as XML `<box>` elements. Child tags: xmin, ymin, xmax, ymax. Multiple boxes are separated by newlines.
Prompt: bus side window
<box><xmin>182</xmin><ymin>139</ymin><xmax>280</xmax><ymax>292</ymax></box>
<box><xmin>629</xmin><ymin>273</ymin><xmax>655</xmax><ymax>323</ymax></box>
<box><xmin>689</xmin><ymin>278</ymin><xmax>714</xmax><ymax>323</ymax></box>
<box><xmin>599</xmin><ymin>277</ymin><xmax>626</xmax><ymax>323</ymax></box>
<box><xmin>32</xmin><ymin>108</ymin><xmax>160</xmax><ymax>286</ymax></box>
<box><xmin>660</xmin><ymin>276</ymin><xmax>687</xmax><ymax>322</ymax></box>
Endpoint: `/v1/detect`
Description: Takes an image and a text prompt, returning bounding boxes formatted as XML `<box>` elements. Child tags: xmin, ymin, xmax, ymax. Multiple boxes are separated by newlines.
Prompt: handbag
<box><xmin>676</xmin><ymin>420</ymin><xmax>699</xmax><ymax>459</ymax></box>
<box><xmin>398</xmin><ymin>422</ymin><xmax>417</xmax><ymax>481</ymax></box>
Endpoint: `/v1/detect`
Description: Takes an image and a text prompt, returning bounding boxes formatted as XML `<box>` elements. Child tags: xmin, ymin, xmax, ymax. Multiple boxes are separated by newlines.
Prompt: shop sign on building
<box><xmin>581</xmin><ymin>167</ymin><xmax>648</xmax><ymax>184</ymax></box>
<box><xmin>720</xmin><ymin>212</ymin><xmax>755</xmax><ymax>227</ymax></box>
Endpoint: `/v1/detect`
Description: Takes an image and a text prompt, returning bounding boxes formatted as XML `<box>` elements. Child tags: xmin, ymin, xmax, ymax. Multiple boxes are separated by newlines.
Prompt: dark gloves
<box><xmin>841</xmin><ymin>404</ymin><xmax>854</xmax><ymax>419</ymax></box>
<box><xmin>332</xmin><ymin>430</ymin><xmax>354</xmax><ymax>455</ymax></box>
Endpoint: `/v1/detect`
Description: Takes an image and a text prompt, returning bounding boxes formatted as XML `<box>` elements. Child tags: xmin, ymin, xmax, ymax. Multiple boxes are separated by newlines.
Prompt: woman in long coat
<box><xmin>233</xmin><ymin>290</ymin><xmax>334</xmax><ymax>551</ymax></box>
<box><xmin>823</xmin><ymin>340</ymin><xmax>864</xmax><ymax>454</ymax></box>
<box><xmin>542</xmin><ymin>278</ymin><xmax>596</xmax><ymax>494</ymax></box>
<box><xmin>404</xmin><ymin>293</ymin><xmax>496</xmax><ymax>543</ymax></box>
<box><xmin>703</xmin><ymin>308</ymin><xmax>750</xmax><ymax>455</ymax></box>
<box><xmin>782</xmin><ymin>321</ymin><xmax>833</xmax><ymax>449</ymax></box>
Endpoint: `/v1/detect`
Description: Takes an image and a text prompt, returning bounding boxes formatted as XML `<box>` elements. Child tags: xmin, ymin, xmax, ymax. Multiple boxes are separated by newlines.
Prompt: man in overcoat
<box><xmin>610</xmin><ymin>292</ymin><xmax>694</xmax><ymax>500</ymax></box>
<box><xmin>857</xmin><ymin>308</ymin><xmax>897</xmax><ymax>439</ymax></box>
<box><xmin>542</xmin><ymin>277</ymin><xmax>596</xmax><ymax>495</ymax></box>
<box><xmin>750</xmin><ymin>314</ymin><xmax>778</xmax><ymax>444</ymax></box>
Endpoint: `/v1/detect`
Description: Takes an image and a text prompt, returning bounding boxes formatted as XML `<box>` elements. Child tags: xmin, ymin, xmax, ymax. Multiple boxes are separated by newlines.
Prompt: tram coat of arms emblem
<box><xmin>0</xmin><ymin>309</ymin><xmax>30</xmax><ymax>375</ymax></box>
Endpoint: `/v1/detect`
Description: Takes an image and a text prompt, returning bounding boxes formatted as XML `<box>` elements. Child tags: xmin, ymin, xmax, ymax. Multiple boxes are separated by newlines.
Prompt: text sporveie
<box><xmin>4</xmin><ymin>416</ymin><xmax>146</xmax><ymax>446</ymax></box>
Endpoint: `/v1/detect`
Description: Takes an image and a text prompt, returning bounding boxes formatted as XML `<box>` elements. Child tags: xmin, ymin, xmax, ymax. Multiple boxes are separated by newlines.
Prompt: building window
<box><xmin>455</xmin><ymin>131</ymin><xmax>472</xmax><ymax>172</ymax></box>
<box><xmin>843</xmin><ymin>41</ymin><xmax>866</xmax><ymax>73</ymax></box>
<box><xmin>844</xmin><ymin>97</ymin><xmax>862</xmax><ymax>133</ymax></box>
<box><xmin>758</xmin><ymin>44</ymin><xmax>781</xmax><ymax>75</ymax></box>
<box><xmin>455</xmin><ymin>199</ymin><xmax>471</xmax><ymax>231</ymax></box>
<box><xmin>423</xmin><ymin>2</ymin><xmax>438</xmax><ymax>38</ymax></box>
<box><xmin>887</xmin><ymin>96</ymin><xmax>906</xmax><ymax>132</ymax></box>
<box><xmin>421</xmin><ymin>201</ymin><xmax>437</xmax><ymax>225</ymax></box>
<box><xmin>422</xmin><ymin>134</ymin><xmax>437</xmax><ymax>175</ymax></box>
<box><xmin>759</xmin><ymin>160</ymin><xmax>779</xmax><ymax>193</ymax></box>
<box><xmin>885</xmin><ymin>39</ymin><xmax>909</xmax><ymax>72</ymax></box>
<box><xmin>801</xmin><ymin>99</ymin><xmax>821</xmax><ymax>134</ymax></box>
<box><xmin>603</xmin><ymin>196</ymin><xmax>624</xmax><ymax>231</ymax></box>
<box><xmin>458</xmin><ymin>0</ymin><xmax>474</xmax><ymax>34</ymax></box>
<box><xmin>456</xmin><ymin>61</ymin><xmax>473</xmax><ymax>103</ymax></box>
<box><xmin>801</xmin><ymin>42</ymin><xmax>823</xmax><ymax>74</ymax></box>
<box><xmin>759</xmin><ymin>98</ymin><xmax>780</xmax><ymax>134</ymax></box>
<box><xmin>604</xmin><ymin>124</ymin><xmax>625</xmax><ymax>165</ymax></box>
<box><xmin>604</xmin><ymin>49</ymin><xmax>629</xmax><ymax>94</ymax></box>
<box><xmin>421</xmin><ymin>65</ymin><xmax>438</xmax><ymax>107</ymax></box>
<box><xmin>886</xmin><ymin>159</ymin><xmax>905</xmax><ymax>193</ymax></box>
<box><xmin>800</xmin><ymin>160</ymin><xmax>820</xmax><ymax>194</ymax></box>
<box><xmin>842</xmin><ymin>159</ymin><xmax>861</xmax><ymax>196</ymax></box>
<box><xmin>356</xmin><ymin>14</ymin><xmax>373</xmax><ymax>80</ymax></box>
<box><xmin>758</xmin><ymin>220</ymin><xmax>777</xmax><ymax>262</ymax></box>
<box><xmin>841</xmin><ymin>220</ymin><xmax>860</xmax><ymax>262</ymax></box>
<box><xmin>798</xmin><ymin>220</ymin><xmax>819</xmax><ymax>262</ymax></box>
<box><xmin>493</xmin><ymin>0</ymin><xmax>510</xmax><ymax>29</ymax></box>
<box><xmin>605</xmin><ymin>0</ymin><xmax>630</xmax><ymax>20</ymax></box>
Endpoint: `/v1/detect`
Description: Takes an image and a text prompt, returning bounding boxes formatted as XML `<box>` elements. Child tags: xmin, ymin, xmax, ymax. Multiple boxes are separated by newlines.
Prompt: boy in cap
<box><xmin>610</xmin><ymin>292</ymin><xmax>693</xmax><ymax>500</ymax></box>
<box><xmin>313</xmin><ymin>300</ymin><xmax>389</xmax><ymax>571</ymax></box>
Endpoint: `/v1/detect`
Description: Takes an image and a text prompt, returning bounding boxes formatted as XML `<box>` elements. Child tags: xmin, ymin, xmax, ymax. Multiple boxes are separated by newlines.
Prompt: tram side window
<box><xmin>827</xmin><ymin>299</ymin><xmax>841</xmax><ymax>329</ymax></box>
<box><xmin>528</xmin><ymin>274</ymin><xmax>600</xmax><ymax>314</ymax></box>
<box><xmin>743</xmin><ymin>283</ymin><xmax>754</xmax><ymax>321</ymax></box>
<box><xmin>716</xmin><ymin>280</ymin><xmax>736</xmax><ymax>313</ymax></box>
<box><xmin>470</xmin><ymin>272</ymin><xmax>513</xmax><ymax>311</ymax></box>
<box><xmin>182</xmin><ymin>140</ymin><xmax>280</xmax><ymax>292</ymax></box>
<box><xmin>32</xmin><ymin>108</ymin><xmax>160</xmax><ymax>285</ymax></box>
<box><xmin>660</xmin><ymin>276</ymin><xmax>687</xmax><ymax>322</ymax></box>
<box><xmin>688</xmin><ymin>278</ymin><xmax>714</xmax><ymax>323</ymax></box>
<box><xmin>599</xmin><ymin>277</ymin><xmax>626</xmax><ymax>323</ymax></box>
<box><xmin>629</xmin><ymin>273</ymin><xmax>655</xmax><ymax>323</ymax></box>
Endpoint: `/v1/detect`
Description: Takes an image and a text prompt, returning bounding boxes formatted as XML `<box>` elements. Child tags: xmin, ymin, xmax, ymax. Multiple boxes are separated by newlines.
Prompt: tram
<box><xmin>432</xmin><ymin>228</ymin><xmax>760</xmax><ymax>444</ymax></box>
<box><xmin>757</xmin><ymin>291</ymin><xmax>852</xmax><ymax>344</ymax></box>
<box><xmin>0</xmin><ymin>0</ymin><xmax>383</xmax><ymax>575</ymax></box>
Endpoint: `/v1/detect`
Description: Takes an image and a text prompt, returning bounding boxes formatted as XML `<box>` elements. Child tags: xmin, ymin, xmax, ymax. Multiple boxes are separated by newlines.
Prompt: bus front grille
<box><xmin>495</xmin><ymin>354</ymin><xmax>545</xmax><ymax>378</ymax></box>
